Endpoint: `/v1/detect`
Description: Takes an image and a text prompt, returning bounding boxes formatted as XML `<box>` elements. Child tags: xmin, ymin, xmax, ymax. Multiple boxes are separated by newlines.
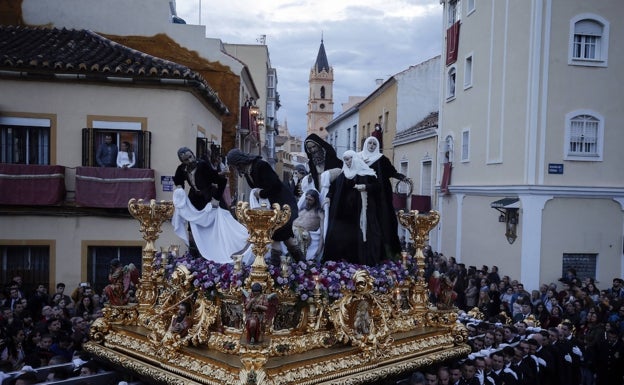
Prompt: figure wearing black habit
<box><xmin>322</xmin><ymin>150</ymin><xmax>382</xmax><ymax>266</ymax></box>
<box><xmin>359</xmin><ymin>136</ymin><xmax>406</xmax><ymax>259</ymax></box>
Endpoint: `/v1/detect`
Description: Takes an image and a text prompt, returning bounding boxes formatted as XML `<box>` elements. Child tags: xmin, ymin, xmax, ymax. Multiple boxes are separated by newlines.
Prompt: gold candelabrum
<box><xmin>397</xmin><ymin>210</ymin><xmax>440</xmax><ymax>311</ymax></box>
<box><xmin>235</xmin><ymin>201</ymin><xmax>291</xmax><ymax>290</ymax></box>
<box><xmin>128</xmin><ymin>198</ymin><xmax>174</xmax><ymax>325</ymax></box>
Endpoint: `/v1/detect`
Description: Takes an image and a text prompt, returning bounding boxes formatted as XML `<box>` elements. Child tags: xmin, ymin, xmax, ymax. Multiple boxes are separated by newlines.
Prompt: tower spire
<box><xmin>314</xmin><ymin>37</ymin><xmax>329</xmax><ymax>73</ymax></box>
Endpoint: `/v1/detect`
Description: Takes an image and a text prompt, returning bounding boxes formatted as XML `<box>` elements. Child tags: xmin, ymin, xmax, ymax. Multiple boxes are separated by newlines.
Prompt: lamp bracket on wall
<box><xmin>491</xmin><ymin>198</ymin><xmax>520</xmax><ymax>244</ymax></box>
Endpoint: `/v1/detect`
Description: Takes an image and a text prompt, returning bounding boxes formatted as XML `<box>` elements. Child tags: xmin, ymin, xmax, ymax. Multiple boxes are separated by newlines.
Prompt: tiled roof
<box><xmin>0</xmin><ymin>25</ymin><xmax>229</xmax><ymax>114</ymax></box>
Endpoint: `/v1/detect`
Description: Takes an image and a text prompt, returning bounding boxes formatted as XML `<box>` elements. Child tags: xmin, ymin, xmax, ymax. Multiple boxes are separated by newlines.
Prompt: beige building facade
<box><xmin>437</xmin><ymin>0</ymin><xmax>624</xmax><ymax>289</ymax></box>
<box><xmin>0</xmin><ymin>0</ymin><xmax>265</xmax><ymax>293</ymax></box>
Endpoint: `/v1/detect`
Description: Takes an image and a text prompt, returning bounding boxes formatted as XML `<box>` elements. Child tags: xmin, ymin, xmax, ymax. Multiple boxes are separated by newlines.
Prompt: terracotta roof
<box><xmin>0</xmin><ymin>25</ymin><xmax>229</xmax><ymax>115</ymax></box>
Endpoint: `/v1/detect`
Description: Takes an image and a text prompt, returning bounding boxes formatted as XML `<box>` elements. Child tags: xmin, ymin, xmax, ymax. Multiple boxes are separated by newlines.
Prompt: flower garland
<box><xmin>155</xmin><ymin>252</ymin><xmax>418</xmax><ymax>302</ymax></box>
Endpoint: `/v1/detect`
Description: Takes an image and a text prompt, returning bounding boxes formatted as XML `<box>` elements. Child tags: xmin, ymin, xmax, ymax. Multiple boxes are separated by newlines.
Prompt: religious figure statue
<box><xmin>103</xmin><ymin>258</ymin><xmax>138</xmax><ymax>306</ymax></box>
<box><xmin>243</xmin><ymin>283</ymin><xmax>276</xmax><ymax>345</ymax></box>
<box><xmin>353</xmin><ymin>300</ymin><xmax>372</xmax><ymax>338</ymax></box>
<box><xmin>168</xmin><ymin>302</ymin><xmax>192</xmax><ymax>337</ymax></box>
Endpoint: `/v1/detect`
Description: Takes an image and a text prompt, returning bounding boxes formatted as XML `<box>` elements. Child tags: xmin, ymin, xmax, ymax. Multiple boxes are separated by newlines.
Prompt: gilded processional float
<box><xmin>83</xmin><ymin>199</ymin><xmax>470</xmax><ymax>385</ymax></box>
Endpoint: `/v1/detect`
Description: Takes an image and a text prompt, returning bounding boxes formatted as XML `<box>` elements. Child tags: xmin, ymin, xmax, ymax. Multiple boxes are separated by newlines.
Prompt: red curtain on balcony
<box><xmin>446</xmin><ymin>21</ymin><xmax>461</xmax><ymax>66</ymax></box>
<box><xmin>75</xmin><ymin>167</ymin><xmax>156</xmax><ymax>208</ymax></box>
<box><xmin>410</xmin><ymin>195</ymin><xmax>432</xmax><ymax>213</ymax></box>
<box><xmin>0</xmin><ymin>164</ymin><xmax>66</xmax><ymax>205</ymax></box>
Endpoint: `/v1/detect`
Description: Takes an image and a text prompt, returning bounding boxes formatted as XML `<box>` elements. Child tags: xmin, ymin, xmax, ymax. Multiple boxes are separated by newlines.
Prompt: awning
<box><xmin>490</xmin><ymin>197</ymin><xmax>520</xmax><ymax>209</ymax></box>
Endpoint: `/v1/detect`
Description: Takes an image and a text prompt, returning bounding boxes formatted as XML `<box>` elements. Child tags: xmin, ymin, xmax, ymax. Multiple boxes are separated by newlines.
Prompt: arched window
<box><xmin>569</xmin><ymin>14</ymin><xmax>609</xmax><ymax>67</ymax></box>
<box><xmin>564</xmin><ymin>110</ymin><xmax>603</xmax><ymax>161</ymax></box>
<box><xmin>446</xmin><ymin>67</ymin><xmax>456</xmax><ymax>100</ymax></box>
<box><xmin>320</xmin><ymin>86</ymin><xmax>326</xmax><ymax>99</ymax></box>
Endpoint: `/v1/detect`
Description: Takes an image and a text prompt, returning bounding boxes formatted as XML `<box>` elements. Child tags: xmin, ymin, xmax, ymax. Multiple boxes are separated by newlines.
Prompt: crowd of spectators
<box><xmin>0</xmin><ymin>277</ymin><xmax>134</xmax><ymax>384</ymax></box>
<box><xmin>4</xmin><ymin>248</ymin><xmax>624</xmax><ymax>385</ymax></box>
<box><xmin>397</xmin><ymin>249</ymin><xmax>624</xmax><ymax>385</ymax></box>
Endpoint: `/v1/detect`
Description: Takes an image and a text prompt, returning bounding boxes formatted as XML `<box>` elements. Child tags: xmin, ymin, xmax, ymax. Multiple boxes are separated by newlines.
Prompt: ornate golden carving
<box><xmin>128</xmin><ymin>198</ymin><xmax>174</xmax><ymax>326</ymax></box>
<box><xmin>398</xmin><ymin>210</ymin><xmax>441</xmax><ymax>311</ymax></box>
<box><xmin>87</xmin><ymin>201</ymin><xmax>469</xmax><ymax>385</ymax></box>
<box><xmin>236</xmin><ymin>201</ymin><xmax>291</xmax><ymax>291</ymax></box>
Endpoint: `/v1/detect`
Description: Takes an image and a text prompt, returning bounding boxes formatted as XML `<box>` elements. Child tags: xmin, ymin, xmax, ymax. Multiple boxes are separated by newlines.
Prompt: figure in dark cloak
<box><xmin>226</xmin><ymin>149</ymin><xmax>304</xmax><ymax>262</ymax></box>
<box><xmin>358</xmin><ymin>136</ymin><xmax>406</xmax><ymax>260</ymax></box>
<box><xmin>304</xmin><ymin>134</ymin><xmax>343</xmax><ymax>191</ymax></box>
<box><xmin>174</xmin><ymin>147</ymin><xmax>227</xmax><ymax>211</ymax></box>
<box><xmin>322</xmin><ymin>150</ymin><xmax>383</xmax><ymax>266</ymax></box>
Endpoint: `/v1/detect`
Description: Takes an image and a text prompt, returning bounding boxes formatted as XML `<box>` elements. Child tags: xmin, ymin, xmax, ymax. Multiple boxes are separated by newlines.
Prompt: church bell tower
<box><xmin>306</xmin><ymin>38</ymin><xmax>334</xmax><ymax>139</ymax></box>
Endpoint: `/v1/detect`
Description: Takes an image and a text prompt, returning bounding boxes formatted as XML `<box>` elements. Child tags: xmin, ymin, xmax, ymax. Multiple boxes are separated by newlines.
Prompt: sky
<box><xmin>175</xmin><ymin>0</ymin><xmax>443</xmax><ymax>139</ymax></box>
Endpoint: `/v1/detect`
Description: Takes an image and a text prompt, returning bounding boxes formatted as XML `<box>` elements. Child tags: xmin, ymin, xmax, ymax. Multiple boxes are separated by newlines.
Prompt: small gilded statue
<box><xmin>353</xmin><ymin>300</ymin><xmax>372</xmax><ymax>338</ymax></box>
<box><xmin>169</xmin><ymin>302</ymin><xmax>192</xmax><ymax>337</ymax></box>
<box><xmin>243</xmin><ymin>283</ymin><xmax>276</xmax><ymax>344</ymax></box>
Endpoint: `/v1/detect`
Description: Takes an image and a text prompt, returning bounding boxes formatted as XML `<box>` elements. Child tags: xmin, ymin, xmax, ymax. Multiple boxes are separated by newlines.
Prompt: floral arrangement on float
<box><xmin>155</xmin><ymin>251</ymin><xmax>419</xmax><ymax>303</ymax></box>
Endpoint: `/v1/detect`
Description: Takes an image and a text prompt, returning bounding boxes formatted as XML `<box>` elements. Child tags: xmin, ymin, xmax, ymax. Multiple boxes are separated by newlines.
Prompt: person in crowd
<box><xmin>371</xmin><ymin>123</ymin><xmax>383</xmax><ymax>149</ymax></box>
<box><xmin>477</xmin><ymin>289</ymin><xmax>493</xmax><ymax>318</ymax></box>
<box><xmin>464</xmin><ymin>278</ymin><xmax>479</xmax><ymax>310</ymax></box>
<box><xmin>96</xmin><ymin>133</ymin><xmax>118</xmax><ymax>167</ymax></box>
<box><xmin>70</xmin><ymin>317</ymin><xmax>89</xmax><ymax>353</ymax></box>
<box><xmin>27</xmin><ymin>284</ymin><xmax>48</xmax><ymax>322</ymax></box>
<box><xmin>449</xmin><ymin>362</ymin><xmax>462</xmax><ymax>385</ymax></box>
<box><xmin>488</xmin><ymin>349</ymin><xmax>518</xmax><ymax>385</ymax></box>
<box><xmin>591</xmin><ymin>325</ymin><xmax>624</xmax><ymax>385</ymax></box>
<box><xmin>292</xmin><ymin>189</ymin><xmax>325</xmax><ymax>261</ymax></box>
<box><xmin>0</xmin><ymin>325</ymin><xmax>25</xmax><ymax>371</ymax></box>
<box><xmin>583</xmin><ymin>280</ymin><xmax>601</xmax><ymax>304</ymax></box>
<box><xmin>323</xmin><ymin>150</ymin><xmax>382</xmax><ymax>266</ymax></box>
<box><xmin>6</xmin><ymin>287</ymin><xmax>22</xmax><ymax>313</ymax></box>
<box><xmin>407</xmin><ymin>371</ymin><xmax>426</xmax><ymax>385</ymax></box>
<box><xmin>607</xmin><ymin>277</ymin><xmax>624</xmax><ymax>299</ymax></box>
<box><xmin>487</xmin><ymin>266</ymin><xmax>501</xmax><ymax>286</ymax></box>
<box><xmin>46</xmin><ymin>366</ymin><xmax>71</xmax><ymax>381</ymax></box>
<box><xmin>54</xmin><ymin>283</ymin><xmax>73</xmax><ymax>309</ymax></box>
<box><xmin>358</xmin><ymin>136</ymin><xmax>406</xmax><ymax>260</ymax></box>
<box><xmin>226</xmin><ymin>148</ymin><xmax>303</xmax><ymax>262</ymax></box>
<box><xmin>75</xmin><ymin>296</ymin><xmax>94</xmax><ymax>322</ymax></box>
<box><xmin>423</xmin><ymin>368</ymin><xmax>438</xmax><ymax>385</ymax></box>
<box><xmin>502</xmin><ymin>325</ymin><xmax>520</xmax><ymax>345</ymax></box>
<box><xmin>78</xmin><ymin>360</ymin><xmax>99</xmax><ymax>376</ymax></box>
<box><xmin>116</xmin><ymin>141</ymin><xmax>135</xmax><ymax>168</ymax></box>
<box><xmin>11</xmin><ymin>370</ymin><xmax>38</xmax><ymax>385</ymax></box>
<box><xmin>512</xmin><ymin>301</ymin><xmax>533</xmax><ymax>323</ymax></box>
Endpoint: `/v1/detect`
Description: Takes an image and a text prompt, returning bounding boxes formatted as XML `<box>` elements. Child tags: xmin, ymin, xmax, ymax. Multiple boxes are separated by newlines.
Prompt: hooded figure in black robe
<box><xmin>226</xmin><ymin>149</ymin><xmax>304</xmax><ymax>261</ymax></box>
<box><xmin>304</xmin><ymin>134</ymin><xmax>343</xmax><ymax>191</ymax></box>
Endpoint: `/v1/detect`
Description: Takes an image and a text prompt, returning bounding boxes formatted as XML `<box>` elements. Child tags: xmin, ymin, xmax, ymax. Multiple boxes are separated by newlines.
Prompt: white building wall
<box><xmin>395</xmin><ymin>56</ymin><xmax>441</xmax><ymax>133</ymax></box>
